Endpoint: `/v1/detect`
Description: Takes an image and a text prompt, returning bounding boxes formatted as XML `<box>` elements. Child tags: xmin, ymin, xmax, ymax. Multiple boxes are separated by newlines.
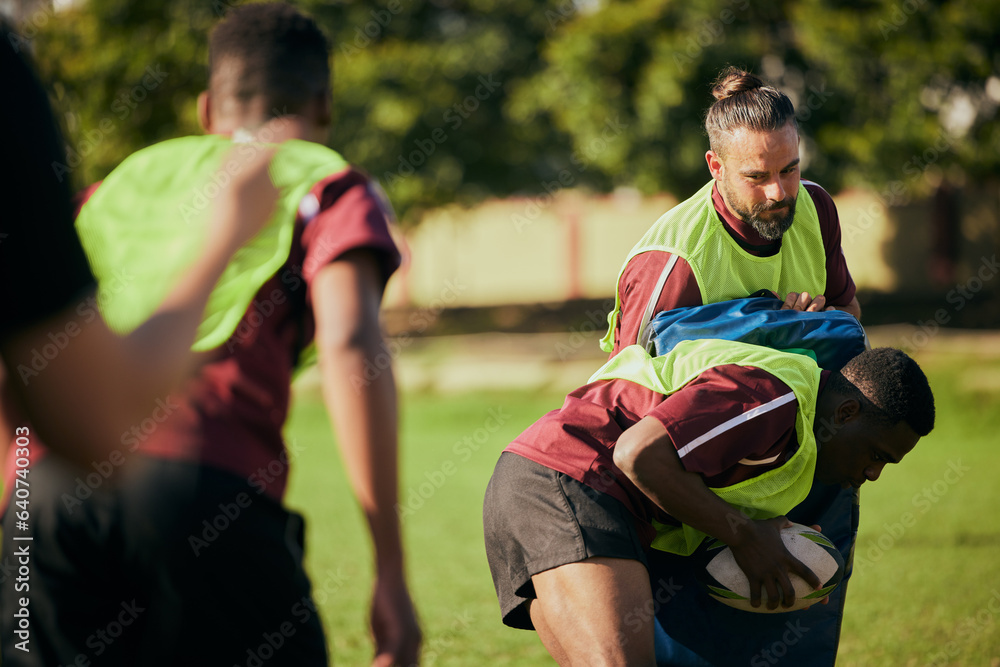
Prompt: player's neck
<box><xmin>217</xmin><ymin>115</ymin><xmax>327</xmax><ymax>145</ymax></box>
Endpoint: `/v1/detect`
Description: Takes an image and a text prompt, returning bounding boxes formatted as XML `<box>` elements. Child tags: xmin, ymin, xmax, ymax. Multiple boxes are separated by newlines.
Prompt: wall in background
<box><xmin>384</xmin><ymin>184</ymin><xmax>1000</xmax><ymax>309</ymax></box>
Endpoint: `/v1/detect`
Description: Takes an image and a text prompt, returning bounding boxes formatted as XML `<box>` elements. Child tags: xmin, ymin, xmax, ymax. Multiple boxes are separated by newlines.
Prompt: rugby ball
<box><xmin>700</xmin><ymin>523</ymin><xmax>845</xmax><ymax>613</ymax></box>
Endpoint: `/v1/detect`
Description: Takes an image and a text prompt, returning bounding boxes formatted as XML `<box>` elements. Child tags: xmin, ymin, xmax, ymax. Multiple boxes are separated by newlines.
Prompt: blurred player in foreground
<box><xmin>1</xmin><ymin>4</ymin><xmax>420</xmax><ymax>666</ymax></box>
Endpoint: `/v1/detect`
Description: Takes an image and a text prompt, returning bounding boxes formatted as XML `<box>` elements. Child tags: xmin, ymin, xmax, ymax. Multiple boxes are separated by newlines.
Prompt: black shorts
<box><xmin>1</xmin><ymin>456</ymin><xmax>327</xmax><ymax>667</ymax></box>
<box><xmin>482</xmin><ymin>452</ymin><xmax>648</xmax><ymax>630</ymax></box>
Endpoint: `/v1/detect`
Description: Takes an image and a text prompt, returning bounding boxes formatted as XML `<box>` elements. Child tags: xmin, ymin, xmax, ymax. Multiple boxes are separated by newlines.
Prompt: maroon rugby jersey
<box><xmin>4</xmin><ymin>167</ymin><xmax>401</xmax><ymax>503</ymax></box>
<box><xmin>505</xmin><ymin>367</ymin><xmax>831</xmax><ymax>547</ymax></box>
<box><xmin>610</xmin><ymin>181</ymin><xmax>856</xmax><ymax>354</ymax></box>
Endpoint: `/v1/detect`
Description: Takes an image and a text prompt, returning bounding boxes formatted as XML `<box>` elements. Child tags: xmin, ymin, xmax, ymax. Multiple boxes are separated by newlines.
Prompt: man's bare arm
<box><xmin>312</xmin><ymin>250</ymin><xmax>421</xmax><ymax>666</ymax></box>
<box><xmin>613</xmin><ymin>416</ymin><xmax>820</xmax><ymax>609</ymax></box>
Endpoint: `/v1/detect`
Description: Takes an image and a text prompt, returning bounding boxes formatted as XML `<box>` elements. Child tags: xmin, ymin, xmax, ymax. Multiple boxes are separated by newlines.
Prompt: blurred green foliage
<box><xmin>13</xmin><ymin>0</ymin><xmax>1000</xmax><ymax>223</ymax></box>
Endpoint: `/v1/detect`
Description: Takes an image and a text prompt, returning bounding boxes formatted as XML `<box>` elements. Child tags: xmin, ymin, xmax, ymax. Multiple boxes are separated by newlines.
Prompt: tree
<box><xmin>511</xmin><ymin>0</ymin><xmax>999</xmax><ymax>198</ymax></box>
<box><xmin>23</xmin><ymin>0</ymin><xmax>585</xmax><ymax>222</ymax></box>
<box><xmin>21</xmin><ymin>0</ymin><xmax>999</xmax><ymax>227</ymax></box>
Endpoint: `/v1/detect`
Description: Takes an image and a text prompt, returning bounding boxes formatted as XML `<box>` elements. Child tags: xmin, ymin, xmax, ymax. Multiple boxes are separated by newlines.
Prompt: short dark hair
<box><xmin>705</xmin><ymin>67</ymin><xmax>796</xmax><ymax>158</ymax></box>
<box><xmin>208</xmin><ymin>2</ymin><xmax>330</xmax><ymax>119</ymax></box>
<box><xmin>829</xmin><ymin>347</ymin><xmax>935</xmax><ymax>436</ymax></box>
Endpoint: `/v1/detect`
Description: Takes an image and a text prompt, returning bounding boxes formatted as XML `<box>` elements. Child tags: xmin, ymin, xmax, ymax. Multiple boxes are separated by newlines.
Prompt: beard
<box><xmin>720</xmin><ymin>181</ymin><xmax>797</xmax><ymax>241</ymax></box>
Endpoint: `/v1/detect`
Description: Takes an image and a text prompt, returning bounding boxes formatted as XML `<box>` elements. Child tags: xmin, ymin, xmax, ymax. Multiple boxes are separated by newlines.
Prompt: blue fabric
<box><xmin>646</xmin><ymin>297</ymin><xmax>864</xmax><ymax>665</ymax></box>
<box><xmin>647</xmin><ymin>296</ymin><xmax>867</xmax><ymax>371</ymax></box>
<box><xmin>653</xmin><ymin>616</ymin><xmax>713</xmax><ymax>666</ymax></box>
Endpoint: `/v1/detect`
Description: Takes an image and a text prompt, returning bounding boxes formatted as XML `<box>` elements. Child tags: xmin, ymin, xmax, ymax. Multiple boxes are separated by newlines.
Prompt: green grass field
<box><xmin>284</xmin><ymin>340</ymin><xmax>1000</xmax><ymax>666</ymax></box>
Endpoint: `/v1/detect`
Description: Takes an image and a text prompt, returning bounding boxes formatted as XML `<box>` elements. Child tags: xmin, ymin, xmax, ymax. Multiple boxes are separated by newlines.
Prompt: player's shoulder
<box><xmin>801</xmin><ymin>179</ymin><xmax>835</xmax><ymax>206</ymax></box>
<box><xmin>801</xmin><ymin>179</ymin><xmax>841</xmax><ymax>238</ymax></box>
<box><xmin>300</xmin><ymin>167</ymin><xmax>395</xmax><ymax>226</ymax></box>
<box><xmin>802</xmin><ymin>178</ymin><xmax>831</xmax><ymax>197</ymax></box>
<box><xmin>716</xmin><ymin>360</ymin><xmax>790</xmax><ymax>383</ymax></box>
<box><xmin>695</xmin><ymin>363</ymin><xmax>796</xmax><ymax>404</ymax></box>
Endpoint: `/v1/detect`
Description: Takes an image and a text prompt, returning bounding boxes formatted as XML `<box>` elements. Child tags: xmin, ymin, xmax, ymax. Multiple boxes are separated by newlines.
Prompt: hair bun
<box><xmin>711</xmin><ymin>67</ymin><xmax>766</xmax><ymax>101</ymax></box>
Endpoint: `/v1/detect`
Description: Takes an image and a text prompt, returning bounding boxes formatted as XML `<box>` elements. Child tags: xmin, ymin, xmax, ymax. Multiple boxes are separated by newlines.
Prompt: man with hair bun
<box><xmin>598</xmin><ymin>67</ymin><xmax>864</xmax><ymax>664</ymax></box>
<box><xmin>601</xmin><ymin>66</ymin><xmax>860</xmax><ymax>358</ymax></box>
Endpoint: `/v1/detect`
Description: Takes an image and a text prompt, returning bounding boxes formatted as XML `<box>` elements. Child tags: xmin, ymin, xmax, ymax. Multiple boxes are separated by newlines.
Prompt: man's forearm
<box><xmin>311</xmin><ymin>246</ymin><xmax>421</xmax><ymax>663</ymax></box>
<box><xmin>319</xmin><ymin>339</ymin><xmax>405</xmax><ymax>571</ymax></box>
<box><xmin>614</xmin><ymin>415</ymin><xmax>819</xmax><ymax>606</ymax></box>
<box><xmin>829</xmin><ymin>295</ymin><xmax>861</xmax><ymax>320</ymax></box>
<box><xmin>613</xmin><ymin>417</ymin><xmax>753</xmax><ymax>545</ymax></box>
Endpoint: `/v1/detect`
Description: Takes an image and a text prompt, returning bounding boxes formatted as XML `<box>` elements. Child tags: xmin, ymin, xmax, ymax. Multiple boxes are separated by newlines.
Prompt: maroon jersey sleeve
<box><xmin>645</xmin><ymin>365</ymin><xmax>799</xmax><ymax>488</ymax></box>
<box><xmin>300</xmin><ymin>168</ymin><xmax>402</xmax><ymax>301</ymax></box>
<box><xmin>612</xmin><ymin>252</ymin><xmax>702</xmax><ymax>355</ymax></box>
<box><xmin>804</xmin><ymin>181</ymin><xmax>856</xmax><ymax>307</ymax></box>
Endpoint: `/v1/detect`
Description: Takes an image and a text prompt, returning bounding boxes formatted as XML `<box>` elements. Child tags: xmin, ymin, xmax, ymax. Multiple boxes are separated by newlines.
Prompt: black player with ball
<box><xmin>483</xmin><ymin>332</ymin><xmax>934</xmax><ymax>666</ymax></box>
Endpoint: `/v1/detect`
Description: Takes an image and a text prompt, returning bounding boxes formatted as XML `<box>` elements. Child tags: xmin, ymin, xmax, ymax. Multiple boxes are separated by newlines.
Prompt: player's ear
<box><xmin>834</xmin><ymin>398</ymin><xmax>860</xmax><ymax>425</ymax></box>
<box><xmin>706</xmin><ymin>150</ymin><xmax>724</xmax><ymax>180</ymax></box>
<box><xmin>197</xmin><ymin>91</ymin><xmax>212</xmax><ymax>133</ymax></box>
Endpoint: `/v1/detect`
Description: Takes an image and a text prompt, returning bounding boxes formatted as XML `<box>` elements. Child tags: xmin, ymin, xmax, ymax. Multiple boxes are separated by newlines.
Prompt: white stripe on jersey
<box><xmin>738</xmin><ymin>453</ymin><xmax>782</xmax><ymax>466</ymax></box>
<box><xmin>675</xmin><ymin>392</ymin><xmax>797</xmax><ymax>459</ymax></box>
